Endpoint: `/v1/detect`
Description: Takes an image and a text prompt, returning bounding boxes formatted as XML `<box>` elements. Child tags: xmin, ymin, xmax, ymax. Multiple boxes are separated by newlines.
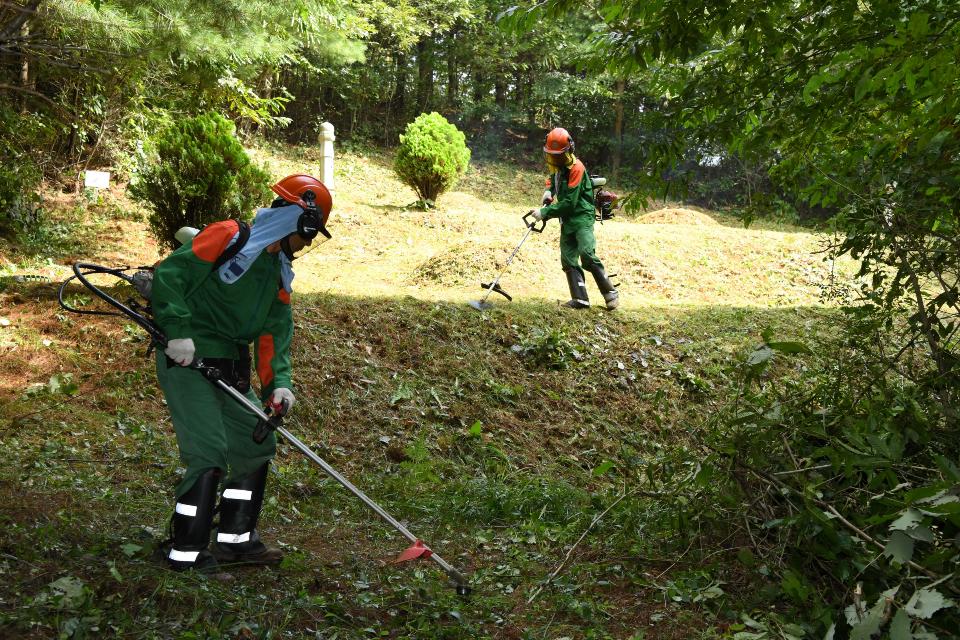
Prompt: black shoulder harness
<box><xmin>211</xmin><ymin>220</ymin><xmax>251</xmax><ymax>271</ymax></box>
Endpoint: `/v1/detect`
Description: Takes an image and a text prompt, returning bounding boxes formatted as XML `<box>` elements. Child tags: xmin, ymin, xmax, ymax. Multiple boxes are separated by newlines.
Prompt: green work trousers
<box><xmin>560</xmin><ymin>223</ymin><xmax>604</xmax><ymax>271</ymax></box>
<box><xmin>156</xmin><ymin>353</ymin><xmax>276</xmax><ymax>497</ymax></box>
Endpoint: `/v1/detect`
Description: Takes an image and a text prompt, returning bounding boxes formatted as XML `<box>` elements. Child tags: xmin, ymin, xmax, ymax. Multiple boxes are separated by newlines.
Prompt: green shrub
<box><xmin>514</xmin><ymin>327</ymin><xmax>581</xmax><ymax>370</ymax></box>
<box><xmin>129</xmin><ymin>112</ymin><xmax>271</xmax><ymax>249</ymax></box>
<box><xmin>0</xmin><ymin>109</ymin><xmax>44</xmax><ymax>241</ymax></box>
<box><xmin>0</xmin><ymin>161</ymin><xmax>42</xmax><ymax>241</ymax></box>
<box><xmin>394</xmin><ymin>112</ymin><xmax>470</xmax><ymax>207</ymax></box>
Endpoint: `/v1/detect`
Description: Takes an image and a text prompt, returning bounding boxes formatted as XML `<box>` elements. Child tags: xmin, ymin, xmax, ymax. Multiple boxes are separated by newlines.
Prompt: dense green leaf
<box><xmin>904</xmin><ymin>589</ymin><xmax>953</xmax><ymax>620</ymax></box>
<box><xmin>883</xmin><ymin>531</ymin><xmax>914</xmax><ymax>565</ymax></box>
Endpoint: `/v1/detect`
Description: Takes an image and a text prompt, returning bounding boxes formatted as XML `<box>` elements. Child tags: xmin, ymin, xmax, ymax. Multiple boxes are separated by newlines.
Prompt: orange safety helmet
<box><xmin>271</xmin><ymin>174</ymin><xmax>333</xmax><ymax>240</ymax></box>
<box><xmin>543</xmin><ymin>127</ymin><xmax>574</xmax><ymax>155</ymax></box>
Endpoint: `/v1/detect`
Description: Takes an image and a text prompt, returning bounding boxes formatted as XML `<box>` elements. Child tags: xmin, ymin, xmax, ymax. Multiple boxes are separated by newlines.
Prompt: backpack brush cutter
<box><xmin>470</xmin><ymin>176</ymin><xmax>620</xmax><ymax>311</ymax></box>
<box><xmin>59</xmin><ymin>262</ymin><xmax>471</xmax><ymax>596</ymax></box>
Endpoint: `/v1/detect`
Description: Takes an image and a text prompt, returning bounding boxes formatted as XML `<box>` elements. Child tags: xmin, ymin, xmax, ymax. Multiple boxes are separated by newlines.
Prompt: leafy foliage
<box><xmin>500</xmin><ymin>0</ymin><xmax>960</xmax><ymax>633</ymax></box>
<box><xmin>640</xmin><ymin>327</ymin><xmax>960</xmax><ymax>636</ymax></box>
<box><xmin>512</xmin><ymin>326</ymin><xmax>581</xmax><ymax>370</ymax></box>
<box><xmin>0</xmin><ymin>107</ymin><xmax>45</xmax><ymax>241</ymax></box>
<box><xmin>129</xmin><ymin>112</ymin><xmax>270</xmax><ymax>248</ymax></box>
<box><xmin>393</xmin><ymin>111</ymin><xmax>470</xmax><ymax>207</ymax></box>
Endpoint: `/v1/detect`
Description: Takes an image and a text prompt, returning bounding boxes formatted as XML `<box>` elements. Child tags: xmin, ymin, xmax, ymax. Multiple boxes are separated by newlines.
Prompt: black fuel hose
<box><xmin>58</xmin><ymin>262</ymin><xmax>167</xmax><ymax>346</ymax></box>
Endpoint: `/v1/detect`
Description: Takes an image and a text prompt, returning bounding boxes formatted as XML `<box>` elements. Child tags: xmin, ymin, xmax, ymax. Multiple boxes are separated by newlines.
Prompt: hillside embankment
<box><xmin>0</xmin><ymin>144</ymin><xmax>850</xmax><ymax>638</ymax></box>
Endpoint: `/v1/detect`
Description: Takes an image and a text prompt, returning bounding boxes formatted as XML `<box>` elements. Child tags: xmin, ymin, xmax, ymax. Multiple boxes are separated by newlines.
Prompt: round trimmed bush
<box><xmin>394</xmin><ymin>112</ymin><xmax>471</xmax><ymax>207</ymax></box>
<box><xmin>130</xmin><ymin>112</ymin><xmax>271</xmax><ymax>249</ymax></box>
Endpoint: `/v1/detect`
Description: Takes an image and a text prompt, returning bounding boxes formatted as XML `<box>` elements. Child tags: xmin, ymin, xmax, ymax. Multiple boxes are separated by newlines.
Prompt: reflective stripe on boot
<box><xmin>168</xmin><ymin>468</ymin><xmax>221</xmax><ymax>571</ymax></box>
<box><xmin>212</xmin><ymin>463</ymin><xmax>283</xmax><ymax>565</ymax></box>
<box><xmin>563</xmin><ymin>267</ymin><xmax>590</xmax><ymax>309</ymax></box>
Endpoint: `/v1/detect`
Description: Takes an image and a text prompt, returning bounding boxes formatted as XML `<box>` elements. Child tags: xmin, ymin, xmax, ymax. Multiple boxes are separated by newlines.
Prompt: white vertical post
<box><xmin>318</xmin><ymin>121</ymin><xmax>335</xmax><ymax>196</ymax></box>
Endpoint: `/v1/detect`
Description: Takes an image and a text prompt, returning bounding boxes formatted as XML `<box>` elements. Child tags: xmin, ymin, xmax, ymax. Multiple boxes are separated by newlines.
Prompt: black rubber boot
<box><xmin>212</xmin><ymin>463</ymin><xmax>283</xmax><ymax>566</ymax></box>
<box><xmin>586</xmin><ymin>265</ymin><xmax>619</xmax><ymax>310</ymax></box>
<box><xmin>563</xmin><ymin>267</ymin><xmax>590</xmax><ymax>309</ymax></box>
<box><xmin>168</xmin><ymin>468</ymin><xmax>221</xmax><ymax>572</ymax></box>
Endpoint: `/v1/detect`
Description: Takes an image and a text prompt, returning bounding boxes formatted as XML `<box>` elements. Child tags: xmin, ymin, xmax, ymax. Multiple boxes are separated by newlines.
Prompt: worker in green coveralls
<box><xmin>528</xmin><ymin>127</ymin><xmax>619</xmax><ymax>310</ymax></box>
<box><xmin>152</xmin><ymin>174</ymin><xmax>332</xmax><ymax>572</ymax></box>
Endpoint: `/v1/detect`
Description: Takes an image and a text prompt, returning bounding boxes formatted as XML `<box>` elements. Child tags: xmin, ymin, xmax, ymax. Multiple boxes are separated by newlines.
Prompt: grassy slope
<box><xmin>0</xmin><ymin>144</ymin><xmax>849</xmax><ymax>639</ymax></box>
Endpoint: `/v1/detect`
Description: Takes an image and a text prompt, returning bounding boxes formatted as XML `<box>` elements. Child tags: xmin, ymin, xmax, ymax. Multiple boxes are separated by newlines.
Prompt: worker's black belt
<box><xmin>166</xmin><ymin>355</ymin><xmax>252</xmax><ymax>393</ymax></box>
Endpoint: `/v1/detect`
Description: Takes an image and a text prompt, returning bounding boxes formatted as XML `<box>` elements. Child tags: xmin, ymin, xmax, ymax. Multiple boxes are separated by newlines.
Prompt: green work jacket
<box><xmin>152</xmin><ymin>220</ymin><xmax>293</xmax><ymax>400</ymax></box>
<box><xmin>539</xmin><ymin>158</ymin><xmax>595</xmax><ymax>231</ymax></box>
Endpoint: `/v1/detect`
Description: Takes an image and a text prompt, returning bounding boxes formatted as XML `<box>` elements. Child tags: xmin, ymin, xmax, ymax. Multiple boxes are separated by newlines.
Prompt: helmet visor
<box><xmin>545</xmin><ymin>152</ymin><xmax>567</xmax><ymax>170</ymax></box>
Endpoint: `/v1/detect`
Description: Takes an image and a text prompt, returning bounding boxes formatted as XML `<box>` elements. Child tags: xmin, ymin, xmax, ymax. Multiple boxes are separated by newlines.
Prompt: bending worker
<box><xmin>528</xmin><ymin>127</ymin><xmax>619</xmax><ymax>310</ymax></box>
<box><xmin>152</xmin><ymin>174</ymin><xmax>332</xmax><ymax>572</ymax></box>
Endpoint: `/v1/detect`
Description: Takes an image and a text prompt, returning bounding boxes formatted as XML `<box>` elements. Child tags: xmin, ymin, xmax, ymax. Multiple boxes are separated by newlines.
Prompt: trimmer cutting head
<box><xmin>468</xmin><ymin>282</ymin><xmax>512</xmax><ymax>311</ymax></box>
<box><xmin>468</xmin><ymin>299</ymin><xmax>493</xmax><ymax>311</ymax></box>
<box><xmin>392</xmin><ymin>540</ymin><xmax>473</xmax><ymax>597</ymax></box>
<box><xmin>481</xmin><ymin>282</ymin><xmax>513</xmax><ymax>301</ymax></box>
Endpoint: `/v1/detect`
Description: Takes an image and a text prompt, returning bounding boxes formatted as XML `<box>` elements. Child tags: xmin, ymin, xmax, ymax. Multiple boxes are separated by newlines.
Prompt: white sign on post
<box><xmin>84</xmin><ymin>170</ymin><xmax>110</xmax><ymax>190</ymax></box>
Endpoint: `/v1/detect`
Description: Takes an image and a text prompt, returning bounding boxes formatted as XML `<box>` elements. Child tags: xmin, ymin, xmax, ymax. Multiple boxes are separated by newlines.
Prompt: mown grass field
<box><xmin>0</xmin><ymin>144</ymin><xmax>852</xmax><ymax>639</ymax></box>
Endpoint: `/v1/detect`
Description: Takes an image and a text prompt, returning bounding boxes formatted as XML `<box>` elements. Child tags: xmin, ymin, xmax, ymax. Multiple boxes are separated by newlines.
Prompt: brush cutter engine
<box><xmin>590</xmin><ymin>175</ymin><xmax>619</xmax><ymax>222</ymax></box>
<box><xmin>130</xmin><ymin>269</ymin><xmax>155</xmax><ymax>301</ymax></box>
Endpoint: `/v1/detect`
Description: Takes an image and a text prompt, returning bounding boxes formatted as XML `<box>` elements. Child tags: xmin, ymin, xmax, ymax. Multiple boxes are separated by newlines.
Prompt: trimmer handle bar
<box><xmin>522</xmin><ymin>211</ymin><xmax>546</xmax><ymax>233</ymax></box>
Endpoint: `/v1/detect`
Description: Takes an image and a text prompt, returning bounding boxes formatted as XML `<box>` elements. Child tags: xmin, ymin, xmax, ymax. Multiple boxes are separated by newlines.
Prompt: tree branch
<box><xmin>0</xmin><ymin>81</ymin><xmax>57</xmax><ymax>108</ymax></box>
<box><xmin>0</xmin><ymin>0</ymin><xmax>41</xmax><ymax>43</ymax></box>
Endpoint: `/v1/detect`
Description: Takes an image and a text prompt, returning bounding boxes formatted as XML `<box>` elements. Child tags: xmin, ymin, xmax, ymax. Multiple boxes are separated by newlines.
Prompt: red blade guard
<box><xmin>392</xmin><ymin>539</ymin><xmax>433</xmax><ymax>564</ymax></box>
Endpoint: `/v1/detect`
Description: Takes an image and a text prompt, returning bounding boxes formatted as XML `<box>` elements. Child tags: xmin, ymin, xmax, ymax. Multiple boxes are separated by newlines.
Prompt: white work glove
<box><xmin>164</xmin><ymin>338</ymin><xmax>195</xmax><ymax>366</ymax></box>
<box><xmin>542</xmin><ymin>190</ymin><xmax>553</xmax><ymax>206</ymax></box>
<box><xmin>268</xmin><ymin>388</ymin><xmax>296</xmax><ymax>416</ymax></box>
<box><xmin>527</xmin><ymin>208</ymin><xmax>545</xmax><ymax>222</ymax></box>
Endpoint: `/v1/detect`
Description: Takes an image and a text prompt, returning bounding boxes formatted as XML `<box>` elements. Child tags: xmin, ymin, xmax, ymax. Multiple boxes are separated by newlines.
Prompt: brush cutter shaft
<box><xmin>275</xmin><ymin>424</ymin><xmax>465</xmax><ymax>584</ymax></box>
<box><xmin>480</xmin><ymin>225</ymin><xmax>534</xmax><ymax>305</ymax></box>
<box><xmin>210</xmin><ymin>378</ymin><xmax>468</xmax><ymax>588</ymax></box>
<box><xmin>503</xmin><ymin>227</ymin><xmax>534</xmax><ymax>269</ymax></box>
<box><xmin>62</xmin><ymin>263</ymin><xmax>469</xmax><ymax>592</ymax></box>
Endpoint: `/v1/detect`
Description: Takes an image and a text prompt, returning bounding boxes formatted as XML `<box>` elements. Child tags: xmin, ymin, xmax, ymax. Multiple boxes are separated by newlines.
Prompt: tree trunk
<box><xmin>416</xmin><ymin>40</ymin><xmax>433</xmax><ymax>113</ymax></box>
<box><xmin>513</xmin><ymin>70</ymin><xmax>525</xmax><ymax>106</ymax></box>
<box><xmin>494</xmin><ymin>76</ymin><xmax>506</xmax><ymax>108</ymax></box>
<box><xmin>19</xmin><ymin>20</ymin><xmax>29</xmax><ymax>110</ymax></box>
<box><xmin>393</xmin><ymin>52</ymin><xmax>408</xmax><ymax>115</ymax></box>
<box><xmin>612</xmin><ymin>78</ymin><xmax>625</xmax><ymax>182</ymax></box>
<box><xmin>472</xmin><ymin>68</ymin><xmax>486</xmax><ymax>104</ymax></box>
<box><xmin>446</xmin><ymin>39</ymin><xmax>459</xmax><ymax>110</ymax></box>
<box><xmin>526</xmin><ymin>69</ymin><xmax>536</xmax><ymax>127</ymax></box>
<box><xmin>19</xmin><ymin>21</ymin><xmax>28</xmax><ymax>85</ymax></box>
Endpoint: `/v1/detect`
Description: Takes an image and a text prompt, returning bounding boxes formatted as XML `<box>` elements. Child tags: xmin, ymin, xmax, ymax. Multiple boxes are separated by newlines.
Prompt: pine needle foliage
<box><xmin>393</xmin><ymin>112</ymin><xmax>470</xmax><ymax>207</ymax></box>
<box><xmin>129</xmin><ymin>112</ymin><xmax>270</xmax><ymax>249</ymax></box>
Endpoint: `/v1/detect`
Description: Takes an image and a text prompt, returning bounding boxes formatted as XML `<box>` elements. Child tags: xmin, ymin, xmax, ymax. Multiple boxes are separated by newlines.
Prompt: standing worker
<box><xmin>528</xmin><ymin>127</ymin><xmax>619</xmax><ymax>310</ymax></box>
<box><xmin>152</xmin><ymin>174</ymin><xmax>332</xmax><ymax>572</ymax></box>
